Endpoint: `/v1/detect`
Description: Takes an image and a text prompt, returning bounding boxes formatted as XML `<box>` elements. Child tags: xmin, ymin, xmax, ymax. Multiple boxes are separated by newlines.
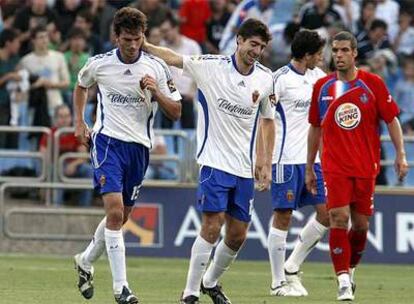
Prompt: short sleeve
<box><xmin>77</xmin><ymin>57</ymin><xmax>98</xmax><ymax>88</ymax></box>
<box><xmin>259</xmin><ymin>76</ymin><xmax>276</xmax><ymax>119</ymax></box>
<box><xmin>156</xmin><ymin>60</ymin><xmax>182</xmax><ymax>102</ymax></box>
<box><xmin>373</xmin><ymin>76</ymin><xmax>400</xmax><ymax>123</ymax></box>
<box><xmin>309</xmin><ymin>79</ymin><xmax>322</xmax><ymax>126</ymax></box>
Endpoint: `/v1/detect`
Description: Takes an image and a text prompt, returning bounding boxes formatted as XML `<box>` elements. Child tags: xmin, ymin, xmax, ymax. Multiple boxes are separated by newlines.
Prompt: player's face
<box><xmin>332</xmin><ymin>40</ymin><xmax>357</xmax><ymax>72</ymax></box>
<box><xmin>237</xmin><ymin>35</ymin><xmax>267</xmax><ymax>66</ymax></box>
<box><xmin>116</xmin><ymin>29</ymin><xmax>144</xmax><ymax>62</ymax></box>
<box><xmin>306</xmin><ymin>49</ymin><xmax>323</xmax><ymax>70</ymax></box>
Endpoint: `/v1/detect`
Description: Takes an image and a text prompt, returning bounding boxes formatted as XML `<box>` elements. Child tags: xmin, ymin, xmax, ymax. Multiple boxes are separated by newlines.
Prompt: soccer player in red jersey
<box><xmin>306</xmin><ymin>31</ymin><xmax>409</xmax><ymax>301</ymax></box>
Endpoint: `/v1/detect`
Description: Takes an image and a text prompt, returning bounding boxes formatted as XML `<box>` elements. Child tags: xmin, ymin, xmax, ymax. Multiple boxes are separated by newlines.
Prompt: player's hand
<box><xmin>395</xmin><ymin>152</ymin><xmax>409</xmax><ymax>182</ymax></box>
<box><xmin>305</xmin><ymin>165</ymin><xmax>317</xmax><ymax>195</ymax></box>
<box><xmin>75</xmin><ymin>121</ymin><xmax>90</xmax><ymax>148</ymax></box>
<box><xmin>140</xmin><ymin>74</ymin><xmax>160</xmax><ymax>95</ymax></box>
<box><xmin>255</xmin><ymin>162</ymin><xmax>271</xmax><ymax>191</ymax></box>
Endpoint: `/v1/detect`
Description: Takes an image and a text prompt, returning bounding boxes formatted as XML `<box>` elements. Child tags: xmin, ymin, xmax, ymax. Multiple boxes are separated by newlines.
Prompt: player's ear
<box><xmin>236</xmin><ymin>35</ymin><xmax>243</xmax><ymax>46</ymax></box>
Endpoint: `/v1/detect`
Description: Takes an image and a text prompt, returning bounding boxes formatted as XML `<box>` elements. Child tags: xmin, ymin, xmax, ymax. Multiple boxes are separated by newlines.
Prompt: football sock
<box><xmin>348</xmin><ymin>229</ymin><xmax>367</xmax><ymax>268</ymax></box>
<box><xmin>183</xmin><ymin>235</ymin><xmax>214</xmax><ymax>298</ymax></box>
<box><xmin>285</xmin><ymin>218</ymin><xmax>327</xmax><ymax>273</ymax></box>
<box><xmin>329</xmin><ymin>228</ymin><xmax>350</xmax><ymax>276</ymax></box>
<box><xmin>203</xmin><ymin>240</ymin><xmax>238</xmax><ymax>288</ymax></box>
<box><xmin>105</xmin><ymin>228</ymin><xmax>128</xmax><ymax>294</ymax></box>
<box><xmin>338</xmin><ymin>272</ymin><xmax>351</xmax><ymax>288</ymax></box>
<box><xmin>80</xmin><ymin>217</ymin><xmax>106</xmax><ymax>271</ymax></box>
<box><xmin>268</xmin><ymin>227</ymin><xmax>288</xmax><ymax>288</ymax></box>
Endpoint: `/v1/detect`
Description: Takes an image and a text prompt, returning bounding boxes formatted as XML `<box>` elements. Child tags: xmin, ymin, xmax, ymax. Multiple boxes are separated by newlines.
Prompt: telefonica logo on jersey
<box><xmin>108</xmin><ymin>93</ymin><xmax>146</xmax><ymax>105</ymax></box>
<box><xmin>217</xmin><ymin>98</ymin><xmax>254</xmax><ymax>119</ymax></box>
<box><xmin>293</xmin><ymin>99</ymin><xmax>311</xmax><ymax>112</ymax></box>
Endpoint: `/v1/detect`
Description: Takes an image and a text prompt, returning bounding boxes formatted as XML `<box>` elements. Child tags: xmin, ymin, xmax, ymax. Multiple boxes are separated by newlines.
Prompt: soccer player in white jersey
<box><xmin>144</xmin><ymin>18</ymin><xmax>276</xmax><ymax>304</ymax></box>
<box><xmin>258</xmin><ymin>29</ymin><xmax>329</xmax><ymax>297</ymax></box>
<box><xmin>72</xmin><ymin>8</ymin><xmax>182</xmax><ymax>304</ymax></box>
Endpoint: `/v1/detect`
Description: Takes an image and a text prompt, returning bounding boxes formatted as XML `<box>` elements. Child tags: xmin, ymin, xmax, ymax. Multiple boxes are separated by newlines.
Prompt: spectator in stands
<box><xmin>130</xmin><ymin>0</ymin><xmax>171</xmax><ymax>30</ymax></box>
<box><xmin>355</xmin><ymin>0</ymin><xmax>377</xmax><ymax>38</ymax></box>
<box><xmin>73</xmin><ymin>9</ymin><xmax>102</xmax><ymax>56</ymax></box>
<box><xmin>269</xmin><ymin>21</ymin><xmax>301</xmax><ymax>69</ymax></box>
<box><xmin>205</xmin><ymin>0</ymin><xmax>231</xmax><ymax>54</ymax></box>
<box><xmin>394</xmin><ymin>57</ymin><xmax>414</xmax><ymax>134</ymax></box>
<box><xmin>39</xmin><ymin>104</ymin><xmax>93</xmax><ymax>206</ymax></box>
<box><xmin>46</xmin><ymin>21</ymin><xmax>62</xmax><ymax>50</ymax></box>
<box><xmin>13</xmin><ymin>0</ymin><xmax>57</xmax><ymax>56</ymax></box>
<box><xmin>375</xmin><ymin>0</ymin><xmax>400</xmax><ymax>40</ymax></box>
<box><xmin>160</xmin><ymin>13</ymin><xmax>201</xmax><ymax>129</ymax></box>
<box><xmin>357</xmin><ymin>19</ymin><xmax>392</xmax><ymax>62</ymax></box>
<box><xmin>20</xmin><ymin>25</ymin><xmax>70</xmax><ymax>120</ymax></box>
<box><xmin>298</xmin><ymin>0</ymin><xmax>342</xmax><ymax>30</ymax></box>
<box><xmin>0</xmin><ymin>28</ymin><xmax>21</xmax><ymax>148</ymax></box>
<box><xmin>393</xmin><ymin>9</ymin><xmax>414</xmax><ymax>58</ymax></box>
<box><xmin>89</xmin><ymin>0</ymin><xmax>117</xmax><ymax>44</ymax></box>
<box><xmin>64</xmin><ymin>27</ymin><xmax>89</xmax><ymax>107</ymax></box>
<box><xmin>179</xmin><ymin>0</ymin><xmax>211</xmax><ymax>47</ymax></box>
<box><xmin>219</xmin><ymin>0</ymin><xmax>275</xmax><ymax>54</ymax></box>
<box><xmin>146</xmin><ymin>26</ymin><xmax>163</xmax><ymax>46</ymax></box>
<box><xmin>145</xmin><ymin>135</ymin><xmax>177</xmax><ymax>180</ymax></box>
<box><xmin>54</xmin><ymin>0</ymin><xmax>85</xmax><ymax>40</ymax></box>
<box><xmin>333</xmin><ymin>0</ymin><xmax>360</xmax><ymax>32</ymax></box>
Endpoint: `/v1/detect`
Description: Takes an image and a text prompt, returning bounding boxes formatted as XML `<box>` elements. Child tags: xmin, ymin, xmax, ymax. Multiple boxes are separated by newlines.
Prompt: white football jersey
<box><xmin>183</xmin><ymin>54</ymin><xmax>275</xmax><ymax>178</ymax></box>
<box><xmin>272</xmin><ymin>64</ymin><xmax>326</xmax><ymax>164</ymax></box>
<box><xmin>78</xmin><ymin>49</ymin><xmax>181</xmax><ymax>148</ymax></box>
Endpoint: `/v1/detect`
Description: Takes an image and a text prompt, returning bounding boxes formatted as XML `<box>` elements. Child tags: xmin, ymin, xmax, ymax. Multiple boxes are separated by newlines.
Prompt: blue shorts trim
<box><xmin>90</xmin><ymin>133</ymin><xmax>149</xmax><ymax>206</ymax></box>
<box><xmin>197</xmin><ymin>166</ymin><xmax>254</xmax><ymax>223</ymax></box>
<box><xmin>271</xmin><ymin>163</ymin><xmax>325</xmax><ymax>210</ymax></box>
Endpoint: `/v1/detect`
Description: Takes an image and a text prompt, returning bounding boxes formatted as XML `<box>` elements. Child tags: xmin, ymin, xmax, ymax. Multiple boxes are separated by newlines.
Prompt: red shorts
<box><xmin>324</xmin><ymin>173</ymin><xmax>375</xmax><ymax>216</ymax></box>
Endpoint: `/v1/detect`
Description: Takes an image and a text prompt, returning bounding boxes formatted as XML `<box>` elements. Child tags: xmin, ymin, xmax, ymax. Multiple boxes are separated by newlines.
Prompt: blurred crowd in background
<box><xmin>0</xmin><ymin>0</ymin><xmax>413</xmax><ymax>201</ymax></box>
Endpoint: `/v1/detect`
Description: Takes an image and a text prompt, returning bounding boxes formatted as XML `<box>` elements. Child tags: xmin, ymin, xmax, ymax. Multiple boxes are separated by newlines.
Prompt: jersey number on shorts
<box><xmin>131</xmin><ymin>185</ymin><xmax>142</xmax><ymax>201</ymax></box>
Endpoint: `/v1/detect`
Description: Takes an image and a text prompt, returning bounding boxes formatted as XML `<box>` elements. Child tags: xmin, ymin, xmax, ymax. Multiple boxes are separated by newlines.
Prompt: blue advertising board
<box><xmin>124</xmin><ymin>186</ymin><xmax>414</xmax><ymax>264</ymax></box>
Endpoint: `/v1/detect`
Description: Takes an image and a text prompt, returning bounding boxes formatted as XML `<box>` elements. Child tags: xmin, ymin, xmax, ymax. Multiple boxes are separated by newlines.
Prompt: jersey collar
<box><xmin>231</xmin><ymin>54</ymin><xmax>255</xmax><ymax>76</ymax></box>
<box><xmin>116</xmin><ymin>48</ymin><xmax>141</xmax><ymax>64</ymax></box>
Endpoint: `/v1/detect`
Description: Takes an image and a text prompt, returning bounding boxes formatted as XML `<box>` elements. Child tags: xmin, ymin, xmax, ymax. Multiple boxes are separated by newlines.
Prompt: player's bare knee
<box><xmin>351</xmin><ymin>221</ymin><xmax>369</xmax><ymax>232</ymax></box>
<box><xmin>273</xmin><ymin>209</ymin><xmax>292</xmax><ymax>230</ymax></box>
<box><xmin>200</xmin><ymin>220</ymin><xmax>222</xmax><ymax>244</ymax></box>
<box><xmin>106</xmin><ymin>210</ymin><xmax>124</xmax><ymax>230</ymax></box>
<box><xmin>224</xmin><ymin>234</ymin><xmax>246</xmax><ymax>251</ymax></box>
<box><xmin>329</xmin><ymin>210</ymin><xmax>349</xmax><ymax>228</ymax></box>
<box><xmin>316</xmin><ymin>208</ymin><xmax>330</xmax><ymax>227</ymax></box>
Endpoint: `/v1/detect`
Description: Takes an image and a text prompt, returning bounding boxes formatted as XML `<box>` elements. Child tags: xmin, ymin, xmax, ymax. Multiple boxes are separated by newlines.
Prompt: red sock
<box><xmin>329</xmin><ymin>228</ymin><xmax>350</xmax><ymax>275</ymax></box>
<box><xmin>348</xmin><ymin>229</ymin><xmax>367</xmax><ymax>268</ymax></box>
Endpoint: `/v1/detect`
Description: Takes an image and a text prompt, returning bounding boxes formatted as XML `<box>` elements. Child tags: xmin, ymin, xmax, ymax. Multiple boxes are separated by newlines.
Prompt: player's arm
<box><xmin>386</xmin><ymin>118</ymin><xmax>409</xmax><ymax>181</ymax></box>
<box><xmin>255</xmin><ymin>118</ymin><xmax>275</xmax><ymax>191</ymax></box>
<box><xmin>141</xmin><ymin>74</ymin><xmax>182</xmax><ymax>121</ymax></box>
<box><xmin>143</xmin><ymin>42</ymin><xmax>184</xmax><ymax>69</ymax></box>
<box><xmin>73</xmin><ymin>84</ymin><xmax>91</xmax><ymax>147</ymax></box>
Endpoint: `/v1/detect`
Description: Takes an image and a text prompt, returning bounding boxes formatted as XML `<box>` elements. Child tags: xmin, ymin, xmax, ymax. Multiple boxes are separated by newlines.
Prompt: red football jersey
<box><xmin>309</xmin><ymin>69</ymin><xmax>399</xmax><ymax>178</ymax></box>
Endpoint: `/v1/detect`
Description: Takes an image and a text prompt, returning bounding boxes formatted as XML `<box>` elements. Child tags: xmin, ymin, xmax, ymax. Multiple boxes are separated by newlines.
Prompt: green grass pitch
<box><xmin>1</xmin><ymin>255</ymin><xmax>413</xmax><ymax>304</ymax></box>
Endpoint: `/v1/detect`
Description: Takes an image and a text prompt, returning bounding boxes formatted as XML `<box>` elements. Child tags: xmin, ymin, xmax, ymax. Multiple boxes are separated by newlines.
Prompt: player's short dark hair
<box><xmin>0</xmin><ymin>28</ymin><xmax>18</xmax><ymax>48</ymax></box>
<box><xmin>333</xmin><ymin>31</ymin><xmax>358</xmax><ymax>50</ymax></box>
<box><xmin>369</xmin><ymin>19</ymin><xmax>388</xmax><ymax>32</ymax></box>
<box><xmin>31</xmin><ymin>25</ymin><xmax>47</xmax><ymax>39</ymax></box>
<box><xmin>237</xmin><ymin>18</ymin><xmax>272</xmax><ymax>44</ymax></box>
<box><xmin>291</xmin><ymin>29</ymin><xmax>325</xmax><ymax>59</ymax></box>
<box><xmin>113</xmin><ymin>7</ymin><xmax>147</xmax><ymax>36</ymax></box>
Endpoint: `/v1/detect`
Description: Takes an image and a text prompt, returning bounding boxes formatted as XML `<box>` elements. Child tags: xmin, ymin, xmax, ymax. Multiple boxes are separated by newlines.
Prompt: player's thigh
<box><xmin>271</xmin><ymin>164</ymin><xmax>300</xmax><ymax>211</ymax></box>
<box><xmin>351</xmin><ymin>177</ymin><xmax>375</xmax><ymax>217</ymax></box>
<box><xmin>91</xmin><ymin>133</ymin><xmax>123</xmax><ymax>195</ymax></box>
<box><xmin>197</xmin><ymin>166</ymin><xmax>233</xmax><ymax>214</ymax></box>
<box><xmin>299</xmin><ymin>163</ymin><xmax>326</xmax><ymax>207</ymax></box>
<box><xmin>324</xmin><ymin>173</ymin><xmax>353</xmax><ymax>211</ymax></box>
<box><xmin>122</xmin><ymin>142</ymin><xmax>150</xmax><ymax>207</ymax></box>
<box><xmin>227</xmin><ymin>176</ymin><xmax>254</xmax><ymax>223</ymax></box>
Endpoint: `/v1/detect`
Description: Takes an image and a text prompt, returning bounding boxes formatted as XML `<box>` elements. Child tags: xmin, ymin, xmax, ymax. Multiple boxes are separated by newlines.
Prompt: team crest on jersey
<box><xmin>99</xmin><ymin>175</ymin><xmax>106</xmax><ymax>186</ymax></box>
<box><xmin>335</xmin><ymin>103</ymin><xmax>361</xmax><ymax>130</ymax></box>
<box><xmin>167</xmin><ymin>79</ymin><xmax>177</xmax><ymax>93</ymax></box>
<box><xmin>252</xmin><ymin>90</ymin><xmax>260</xmax><ymax>103</ymax></box>
<box><xmin>286</xmin><ymin>190</ymin><xmax>294</xmax><ymax>201</ymax></box>
<box><xmin>359</xmin><ymin>93</ymin><xmax>368</xmax><ymax>104</ymax></box>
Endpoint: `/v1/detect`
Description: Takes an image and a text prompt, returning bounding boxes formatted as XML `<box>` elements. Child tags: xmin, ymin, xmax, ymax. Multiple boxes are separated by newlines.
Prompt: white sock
<box><xmin>268</xmin><ymin>227</ymin><xmax>288</xmax><ymax>288</ymax></box>
<box><xmin>183</xmin><ymin>235</ymin><xmax>214</xmax><ymax>298</ymax></box>
<box><xmin>203</xmin><ymin>240</ymin><xmax>238</xmax><ymax>288</ymax></box>
<box><xmin>105</xmin><ymin>228</ymin><xmax>128</xmax><ymax>294</ymax></box>
<box><xmin>80</xmin><ymin>217</ymin><xmax>107</xmax><ymax>271</ymax></box>
<box><xmin>285</xmin><ymin>218</ymin><xmax>327</xmax><ymax>273</ymax></box>
<box><xmin>338</xmin><ymin>273</ymin><xmax>351</xmax><ymax>288</ymax></box>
